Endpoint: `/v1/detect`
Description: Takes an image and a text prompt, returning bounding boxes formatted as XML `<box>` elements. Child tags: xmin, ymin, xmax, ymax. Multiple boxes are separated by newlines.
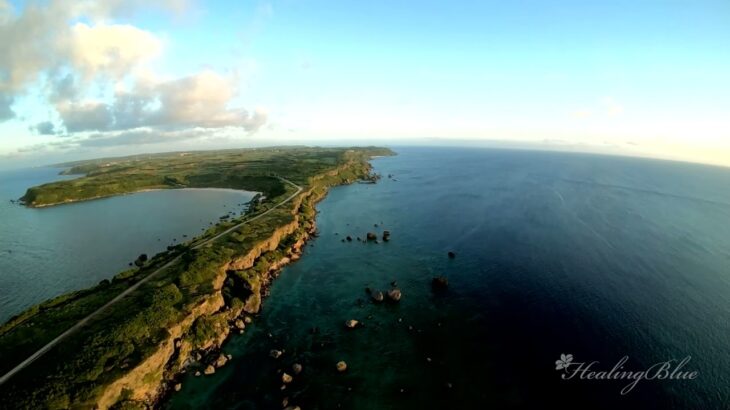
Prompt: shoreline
<box><xmin>154</xmin><ymin>192</ymin><xmax>326</xmax><ymax>408</ymax></box>
<box><xmin>0</xmin><ymin>147</ymin><xmax>394</xmax><ymax>409</ymax></box>
<box><xmin>22</xmin><ymin>186</ymin><xmax>260</xmax><ymax>209</ymax></box>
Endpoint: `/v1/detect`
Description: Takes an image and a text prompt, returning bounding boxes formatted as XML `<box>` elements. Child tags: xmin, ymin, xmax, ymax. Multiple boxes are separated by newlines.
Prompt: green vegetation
<box><xmin>0</xmin><ymin>146</ymin><xmax>393</xmax><ymax>409</ymax></box>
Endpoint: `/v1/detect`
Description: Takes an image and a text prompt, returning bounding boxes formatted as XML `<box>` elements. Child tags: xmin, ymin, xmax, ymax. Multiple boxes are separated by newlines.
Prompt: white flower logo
<box><xmin>555</xmin><ymin>353</ymin><xmax>574</xmax><ymax>370</ymax></box>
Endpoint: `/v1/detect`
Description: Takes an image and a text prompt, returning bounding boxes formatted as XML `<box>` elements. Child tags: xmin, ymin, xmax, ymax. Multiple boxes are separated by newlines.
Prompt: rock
<box><xmin>284</xmin><ymin>406</ymin><xmax>301</xmax><ymax>410</ymax></box>
<box><xmin>174</xmin><ymin>383</ymin><xmax>182</xmax><ymax>392</ymax></box>
<box><xmin>195</xmin><ymin>371</ymin><xmax>201</xmax><ymax>377</ymax></box>
<box><xmin>244</xmin><ymin>316</ymin><xmax>253</xmax><ymax>324</ymax></box>
<box><xmin>215</xmin><ymin>354</ymin><xmax>228</xmax><ymax>368</ymax></box>
<box><xmin>204</xmin><ymin>365</ymin><xmax>216</xmax><ymax>375</ymax></box>
<box><xmin>366</xmin><ymin>232</ymin><xmax>377</xmax><ymax>241</ymax></box>
<box><xmin>270</xmin><ymin>349</ymin><xmax>283</xmax><ymax>359</ymax></box>
<box><xmin>174</xmin><ymin>339</ymin><xmax>181</xmax><ymax>349</ymax></box>
<box><xmin>383</xmin><ymin>230</ymin><xmax>391</xmax><ymax>241</ymax></box>
<box><xmin>282</xmin><ymin>397</ymin><xmax>289</xmax><ymax>407</ymax></box>
<box><xmin>391</xmin><ymin>280</ymin><xmax>397</xmax><ymax>287</ymax></box>
<box><xmin>346</xmin><ymin>236</ymin><xmax>353</xmax><ymax>242</ymax></box>
<box><xmin>387</xmin><ymin>288</ymin><xmax>402</xmax><ymax>302</ymax></box>
<box><xmin>227</xmin><ymin>354</ymin><xmax>233</xmax><ymax>360</ymax></box>
<box><xmin>432</xmin><ymin>276</ymin><xmax>449</xmax><ymax>290</ymax></box>
<box><xmin>448</xmin><ymin>251</ymin><xmax>456</xmax><ymax>259</ymax></box>
<box><xmin>282</xmin><ymin>373</ymin><xmax>293</xmax><ymax>384</ymax></box>
<box><xmin>370</xmin><ymin>290</ymin><xmax>384</xmax><ymax>302</ymax></box>
<box><xmin>235</xmin><ymin>319</ymin><xmax>246</xmax><ymax>330</ymax></box>
<box><xmin>345</xmin><ymin>319</ymin><xmax>359</xmax><ymax>328</ymax></box>
<box><xmin>292</xmin><ymin>363</ymin><xmax>303</xmax><ymax>375</ymax></box>
<box><xmin>336</xmin><ymin>361</ymin><xmax>348</xmax><ymax>372</ymax></box>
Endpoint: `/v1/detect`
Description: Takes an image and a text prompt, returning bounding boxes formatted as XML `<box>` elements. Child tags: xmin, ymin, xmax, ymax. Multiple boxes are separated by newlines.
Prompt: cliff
<box><xmin>101</xmin><ymin>170</ymin><xmax>344</xmax><ymax>409</ymax></box>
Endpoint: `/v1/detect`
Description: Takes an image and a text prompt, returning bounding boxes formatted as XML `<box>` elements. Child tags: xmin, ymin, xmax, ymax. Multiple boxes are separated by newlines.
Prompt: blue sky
<box><xmin>1</xmin><ymin>0</ymin><xmax>729</xmax><ymax>167</ymax></box>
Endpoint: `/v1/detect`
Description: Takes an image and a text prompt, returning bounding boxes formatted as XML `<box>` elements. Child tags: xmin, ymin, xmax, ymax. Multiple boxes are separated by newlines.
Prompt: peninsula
<box><xmin>0</xmin><ymin>146</ymin><xmax>393</xmax><ymax>409</ymax></box>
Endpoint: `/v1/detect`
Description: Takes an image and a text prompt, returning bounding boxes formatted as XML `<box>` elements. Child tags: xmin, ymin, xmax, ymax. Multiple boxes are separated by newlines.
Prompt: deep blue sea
<box><xmin>163</xmin><ymin>147</ymin><xmax>730</xmax><ymax>409</ymax></box>
<box><xmin>0</xmin><ymin>167</ymin><xmax>256</xmax><ymax>323</ymax></box>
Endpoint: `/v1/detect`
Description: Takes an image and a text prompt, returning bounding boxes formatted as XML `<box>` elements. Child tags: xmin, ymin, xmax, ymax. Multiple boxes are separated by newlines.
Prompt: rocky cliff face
<box><xmin>102</xmin><ymin>178</ymin><xmax>337</xmax><ymax>409</ymax></box>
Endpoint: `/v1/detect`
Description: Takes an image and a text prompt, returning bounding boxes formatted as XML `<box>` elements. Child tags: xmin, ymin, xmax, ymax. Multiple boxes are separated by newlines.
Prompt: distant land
<box><xmin>0</xmin><ymin>146</ymin><xmax>393</xmax><ymax>409</ymax></box>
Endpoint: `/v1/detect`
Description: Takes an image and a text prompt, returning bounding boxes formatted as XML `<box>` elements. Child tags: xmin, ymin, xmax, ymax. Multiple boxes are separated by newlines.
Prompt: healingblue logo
<box><xmin>554</xmin><ymin>353</ymin><xmax>698</xmax><ymax>394</ymax></box>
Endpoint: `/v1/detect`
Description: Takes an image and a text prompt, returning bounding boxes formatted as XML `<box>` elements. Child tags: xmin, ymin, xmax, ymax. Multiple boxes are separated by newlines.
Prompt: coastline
<box><xmin>0</xmin><ymin>148</ymin><xmax>391</xmax><ymax>409</ymax></box>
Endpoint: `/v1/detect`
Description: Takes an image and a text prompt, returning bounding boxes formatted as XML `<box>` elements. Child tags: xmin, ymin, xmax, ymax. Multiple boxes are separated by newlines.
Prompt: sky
<box><xmin>1</xmin><ymin>0</ymin><xmax>729</xmax><ymax>168</ymax></box>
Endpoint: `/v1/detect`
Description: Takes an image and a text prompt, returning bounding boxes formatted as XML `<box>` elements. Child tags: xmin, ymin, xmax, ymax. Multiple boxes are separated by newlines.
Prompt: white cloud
<box><xmin>0</xmin><ymin>0</ymin><xmax>265</xmax><ymax>152</ymax></box>
<box><xmin>68</xmin><ymin>23</ymin><xmax>163</xmax><ymax>81</ymax></box>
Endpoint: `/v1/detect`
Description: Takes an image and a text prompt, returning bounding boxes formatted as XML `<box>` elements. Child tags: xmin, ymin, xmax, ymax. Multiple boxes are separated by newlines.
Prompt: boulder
<box><xmin>174</xmin><ymin>383</ymin><xmax>182</xmax><ymax>392</ymax></box>
<box><xmin>282</xmin><ymin>373</ymin><xmax>293</xmax><ymax>384</ymax></box>
<box><xmin>387</xmin><ymin>288</ymin><xmax>402</xmax><ymax>302</ymax></box>
<box><xmin>204</xmin><ymin>365</ymin><xmax>216</xmax><ymax>375</ymax></box>
<box><xmin>448</xmin><ymin>251</ymin><xmax>456</xmax><ymax>259</ymax></box>
<box><xmin>234</xmin><ymin>319</ymin><xmax>246</xmax><ymax>330</ymax></box>
<box><xmin>215</xmin><ymin>354</ymin><xmax>228</xmax><ymax>368</ymax></box>
<box><xmin>336</xmin><ymin>361</ymin><xmax>348</xmax><ymax>372</ymax></box>
<box><xmin>244</xmin><ymin>316</ymin><xmax>253</xmax><ymax>324</ymax></box>
<box><xmin>371</xmin><ymin>290</ymin><xmax>384</xmax><ymax>302</ymax></box>
<box><xmin>270</xmin><ymin>349</ymin><xmax>283</xmax><ymax>359</ymax></box>
<box><xmin>346</xmin><ymin>236</ymin><xmax>353</xmax><ymax>242</ymax></box>
<box><xmin>366</xmin><ymin>232</ymin><xmax>377</xmax><ymax>241</ymax></box>
<box><xmin>432</xmin><ymin>276</ymin><xmax>449</xmax><ymax>290</ymax></box>
<box><xmin>292</xmin><ymin>363</ymin><xmax>303</xmax><ymax>375</ymax></box>
<box><xmin>345</xmin><ymin>319</ymin><xmax>359</xmax><ymax>328</ymax></box>
<box><xmin>383</xmin><ymin>230</ymin><xmax>391</xmax><ymax>241</ymax></box>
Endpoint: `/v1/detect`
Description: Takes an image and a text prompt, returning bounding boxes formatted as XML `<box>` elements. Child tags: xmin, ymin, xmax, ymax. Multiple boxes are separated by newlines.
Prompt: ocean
<box><xmin>0</xmin><ymin>167</ymin><xmax>256</xmax><ymax>323</ymax></box>
<box><xmin>2</xmin><ymin>147</ymin><xmax>729</xmax><ymax>408</ymax></box>
<box><xmin>165</xmin><ymin>147</ymin><xmax>730</xmax><ymax>409</ymax></box>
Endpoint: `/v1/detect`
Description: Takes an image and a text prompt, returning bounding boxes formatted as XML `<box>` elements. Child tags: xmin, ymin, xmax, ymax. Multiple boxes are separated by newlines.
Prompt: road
<box><xmin>0</xmin><ymin>178</ymin><xmax>302</xmax><ymax>386</ymax></box>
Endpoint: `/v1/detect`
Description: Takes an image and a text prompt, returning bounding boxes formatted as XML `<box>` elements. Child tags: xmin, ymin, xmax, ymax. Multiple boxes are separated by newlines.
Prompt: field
<box><xmin>1</xmin><ymin>146</ymin><xmax>392</xmax><ymax>409</ymax></box>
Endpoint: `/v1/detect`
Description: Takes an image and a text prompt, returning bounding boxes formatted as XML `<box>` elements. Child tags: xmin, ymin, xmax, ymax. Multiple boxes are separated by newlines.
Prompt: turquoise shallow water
<box><xmin>168</xmin><ymin>147</ymin><xmax>730</xmax><ymax>409</ymax></box>
<box><xmin>0</xmin><ymin>167</ymin><xmax>256</xmax><ymax>323</ymax></box>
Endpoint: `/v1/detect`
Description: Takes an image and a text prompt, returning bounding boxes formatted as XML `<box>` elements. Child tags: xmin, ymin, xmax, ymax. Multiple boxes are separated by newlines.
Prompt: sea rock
<box><xmin>195</xmin><ymin>371</ymin><xmax>201</xmax><ymax>377</ymax></box>
<box><xmin>282</xmin><ymin>373</ymin><xmax>293</xmax><ymax>384</ymax></box>
<box><xmin>432</xmin><ymin>276</ymin><xmax>449</xmax><ymax>290</ymax></box>
<box><xmin>387</xmin><ymin>288</ymin><xmax>402</xmax><ymax>302</ymax></box>
<box><xmin>383</xmin><ymin>230</ymin><xmax>391</xmax><ymax>241</ymax></box>
<box><xmin>215</xmin><ymin>354</ymin><xmax>228</xmax><ymax>368</ymax></box>
<box><xmin>336</xmin><ymin>361</ymin><xmax>348</xmax><ymax>372</ymax></box>
<box><xmin>292</xmin><ymin>363</ymin><xmax>303</xmax><ymax>375</ymax></box>
<box><xmin>244</xmin><ymin>316</ymin><xmax>253</xmax><ymax>324</ymax></box>
<box><xmin>174</xmin><ymin>383</ymin><xmax>182</xmax><ymax>392</ymax></box>
<box><xmin>448</xmin><ymin>251</ymin><xmax>456</xmax><ymax>259</ymax></box>
<box><xmin>345</xmin><ymin>319</ymin><xmax>359</xmax><ymax>328</ymax></box>
<box><xmin>234</xmin><ymin>319</ymin><xmax>246</xmax><ymax>330</ymax></box>
<box><xmin>366</xmin><ymin>232</ymin><xmax>377</xmax><ymax>241</ymax></box>
<box><xmin>204</xmin><ymin>365</ymin><xmax>216</xmax><ymax>375</ymax></box>
<box><xmin>270</xmin><ymin>349</ymin><xmax>283</xmax><ymax>359</ymax></box>
<box><xmin>371</xmin><ymin>290</ymin><xmax>384</xmax><ymax>302</ymax></box>
<box><xmin>346</xmin><ymin>236</ymin><xmax>353</xmax><ymax>242</ymax></box>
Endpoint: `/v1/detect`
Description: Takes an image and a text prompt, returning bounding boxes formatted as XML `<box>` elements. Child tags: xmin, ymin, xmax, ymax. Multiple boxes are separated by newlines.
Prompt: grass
<box><xmin>0</xmin><ymin>146</ymin><xmax>393</xmax><ymax>409</ymax></box>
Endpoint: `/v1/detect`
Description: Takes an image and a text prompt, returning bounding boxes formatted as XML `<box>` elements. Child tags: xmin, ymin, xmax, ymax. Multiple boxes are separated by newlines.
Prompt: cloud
<box><xmin>0</xmin><ymin>93</ymin><xmax>13</xmax><ymax>120</ymax></box>
<box><xmin>80</xmin><ymin>128</ymin><xmax>208</xmax><ymax>147</ymax></box>
<box><xmin>1</xmin><ymin>0</ymin><xmax>266</xmax><ymax>154</ymax></box>
<box><xmin>54</xmin><ymin>70</ymin><xmax>268</xmax><ymax>133</ymax></box>
<box><xmin>68</xmin><ymin>22</ymin><xmax>162</xmax><ymax>81</ymax></box>
<box><xmin>57</xmin><ymin>100</ymin><xmax>113</xmax><ymax>132</ymax></box>
<box><xmin>32</xmin><ymin>121</ymin><xmax>57</xmax><ymax>135</ymax></box>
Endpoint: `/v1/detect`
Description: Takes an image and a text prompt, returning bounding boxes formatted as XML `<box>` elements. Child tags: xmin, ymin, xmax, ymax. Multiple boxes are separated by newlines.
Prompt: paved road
<box><xmin>0</xmin><ymin>178</ymin><xmax>302</xmax><ymax>386</ymax></box>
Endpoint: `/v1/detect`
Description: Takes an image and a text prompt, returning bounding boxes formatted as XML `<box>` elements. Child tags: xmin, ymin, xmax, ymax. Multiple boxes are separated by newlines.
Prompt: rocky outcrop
<box><xmin>97</xmin><ymin>163</ymin><xmax>369</xmax><ymax>409</ymax></box>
